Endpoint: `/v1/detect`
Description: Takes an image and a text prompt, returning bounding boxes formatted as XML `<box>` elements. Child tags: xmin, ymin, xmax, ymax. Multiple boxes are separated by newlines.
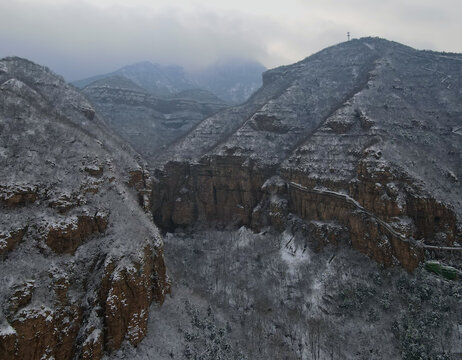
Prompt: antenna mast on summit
<box><xmin>347</xmin><ymin>32</ymin><xmax>350</xmax><ymax>41</ymax></box>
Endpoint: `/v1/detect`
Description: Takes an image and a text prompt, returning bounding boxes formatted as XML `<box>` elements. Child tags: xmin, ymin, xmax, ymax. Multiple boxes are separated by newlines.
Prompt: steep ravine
<box><xmin>2</xmin><ymin>37</ymin><xmax>462</xmax><ymax>359</ymax></box>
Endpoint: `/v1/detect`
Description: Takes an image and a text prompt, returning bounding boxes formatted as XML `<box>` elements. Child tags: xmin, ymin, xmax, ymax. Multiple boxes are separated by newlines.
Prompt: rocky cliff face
<box><xmin>0</xmin><ymin>57</ymin><xmax>169</xmax><ymax>360</ymax></box>
<box><xmin>152</xmin><ymin>38</ymin><xmax>462</xmax><ymax>272</ymax></box>
<box><xmin>152</xmin><ymin>156</ymin><xmax>271</xmax><ymax>230</ymax></box>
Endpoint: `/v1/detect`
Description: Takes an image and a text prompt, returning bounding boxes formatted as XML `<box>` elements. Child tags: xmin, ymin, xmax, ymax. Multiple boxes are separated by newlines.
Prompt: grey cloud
<box><xmin>0</xmin><ymin>0</ymin><xmax>461</xmax><ymax>80</ymax></box>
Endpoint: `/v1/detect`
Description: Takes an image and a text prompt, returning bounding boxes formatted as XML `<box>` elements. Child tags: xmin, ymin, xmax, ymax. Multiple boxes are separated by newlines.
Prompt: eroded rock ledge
<box><xmin>0</xmin><ymin>167</ymin><xmax>169</xmax><ymax>360</ymax></box>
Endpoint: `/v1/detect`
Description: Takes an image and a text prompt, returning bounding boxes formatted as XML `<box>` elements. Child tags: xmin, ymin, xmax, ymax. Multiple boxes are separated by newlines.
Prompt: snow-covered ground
<box><xmin>108</xmin><ymin>226</ymin><xmax>462</xmax><ymax>360</ymax></box>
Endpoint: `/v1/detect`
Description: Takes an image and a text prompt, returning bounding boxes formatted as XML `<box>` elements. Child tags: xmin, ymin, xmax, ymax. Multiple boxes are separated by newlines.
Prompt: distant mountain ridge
<box><xmin>72</xmin><ymin>61</ymin><xmax>195</xmax><ymax>96</ymax></box>
<box><xmin>81</xmin><ymin>73</ymin><xmax>228</xmax><ymax>161</ymax></box>
<box><xmin>74</xmin><ymin>59</ymin><xmax>265</xmax><ymax>160</ymax></box>
<box><xmin>80</xmin><ymin>74</ymin><xmax>147</xmax><ymax>92</ymax></box>
<box><xmin>72</xmin><ymin>59</ymin><xmax>266</xmax><ymax>104</ymax></box>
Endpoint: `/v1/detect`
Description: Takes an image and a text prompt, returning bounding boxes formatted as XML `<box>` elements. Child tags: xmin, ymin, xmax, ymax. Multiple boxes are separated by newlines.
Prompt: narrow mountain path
<box><xmin>288</xmin><ymin>181</ymin><xmax>462</xmax><ymax>251</ymax></box>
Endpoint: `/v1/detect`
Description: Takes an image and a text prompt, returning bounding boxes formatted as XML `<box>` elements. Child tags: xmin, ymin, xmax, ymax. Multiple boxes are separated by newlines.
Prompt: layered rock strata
<box><xmin>153</xmin><ymin>155</ymin><xmax>452</xmax><ymax>271</ymax></box>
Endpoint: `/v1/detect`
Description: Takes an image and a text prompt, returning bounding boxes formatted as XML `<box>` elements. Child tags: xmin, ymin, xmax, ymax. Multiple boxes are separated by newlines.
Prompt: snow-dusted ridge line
<box><xmin>288</xmin><ymin>181</ymin><xmax>462</xmax><ymax>251</ymax></box>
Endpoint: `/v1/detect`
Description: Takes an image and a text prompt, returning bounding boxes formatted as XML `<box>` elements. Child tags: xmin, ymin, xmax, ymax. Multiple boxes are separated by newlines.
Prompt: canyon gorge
<box><xmin>1</xmin><ymin>37</ymin><xmax>461</xmax><ymax>359</ymax></box>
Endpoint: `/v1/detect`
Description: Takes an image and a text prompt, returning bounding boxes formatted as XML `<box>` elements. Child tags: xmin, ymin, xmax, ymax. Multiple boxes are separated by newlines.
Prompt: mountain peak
<box><xmin>73</xmin><ymin>58</ymin><xmax>266</xmax><ymax>104</ymax></box>
<box><xmin>160</xmin><ymin>38</ymin><xmax>462</xmax><ymax>218</ymax></box>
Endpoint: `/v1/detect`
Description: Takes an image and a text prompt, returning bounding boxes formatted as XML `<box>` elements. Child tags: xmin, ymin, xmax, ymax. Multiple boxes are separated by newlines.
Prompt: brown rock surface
<box><xmin>152</xmin><ymin>156</ymin><xmax>270</xmax><ymax>230</ymax></box>
<box><xmin>45</xmin><ymin>211</ymin><xmax>109</xmax><ymax>254</ymax></box>
<box><xmin>0</xmin><ymin>185</ymin><xmax>38</xmax><ymax>207</ymax></box>
<box><xmin>81</xmin><ymin>329</ymin><xmax>104</xmax><ymax>360</ymax></box>
<box><xmin>100</xmin><ymin>245</ymin><xmax>168</xmax><ymax>351</ymax></box>
<box><xmin>2</xmin><ymin>303</ymin><xmax>82</xmax><ymax>360</ymax></box>
<box><xmin>0</xmin><ymin>227</ymin><xmax>27</xmax><ymax>256</ymax></box>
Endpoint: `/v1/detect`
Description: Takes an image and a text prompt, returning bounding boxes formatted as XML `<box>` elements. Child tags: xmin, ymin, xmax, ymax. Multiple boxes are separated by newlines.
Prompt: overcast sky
<box><xmin>1</xmin><ymin>0</ymin><xmax>461</xmax><ymax>81</ymax></box>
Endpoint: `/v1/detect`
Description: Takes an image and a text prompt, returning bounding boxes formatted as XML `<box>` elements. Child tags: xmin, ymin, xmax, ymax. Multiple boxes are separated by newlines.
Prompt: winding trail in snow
<box><xmin>287</xmin><ymin>181</ymin><xmax>462</xmax><ymax>251</ymax></box>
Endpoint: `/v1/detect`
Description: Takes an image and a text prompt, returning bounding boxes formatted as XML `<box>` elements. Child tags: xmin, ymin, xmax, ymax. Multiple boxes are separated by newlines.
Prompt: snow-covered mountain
<box><xmin>2</xmin><ymin>37</ymin><xmax>462</xmax><ymax>360</ymax></box>
<box><xmin>148</xmin><ymin>37</ymin><xmax>462</xmax><ymax>358</ymax></box>
<box><xmin>0</xmin><ymin>57</ymin><xmax>169</xmax><ymax>360</ymax></box>
<box><xmin>73</xmin><ymin>59</ymin><xmax>266</xmax><ymax>104</ymax></box>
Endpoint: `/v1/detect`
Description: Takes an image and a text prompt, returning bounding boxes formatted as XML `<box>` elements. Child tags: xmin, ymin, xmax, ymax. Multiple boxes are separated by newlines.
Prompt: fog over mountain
<box><xmin>1</xmin><ymin>0</ymin><xmax>461</xmax><ymax>81</ymax></box>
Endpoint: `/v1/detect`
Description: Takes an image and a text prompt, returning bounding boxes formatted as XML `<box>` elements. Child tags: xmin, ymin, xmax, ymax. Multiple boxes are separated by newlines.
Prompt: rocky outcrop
<box><xmin>7</xmin><ymin>281</ymin><xmax>35</xmax><ymax>315</ymax></box>
<box><xmin>307</xmin><ymin>220</ymin><xmax>349</xmax><ymax>251</ymax></box>
<box><xmin>0</xmin><ymin>185</ymin><xmax>39</xmax><ymax>207</ymax></box>
<box><xmin>251</xmin><ymin>176</ymin><xmax>289</xmax><ymax>231</ymax></box>
<box><xmin>6</xmin><ymin>307</ymin><xmax>68</xmax><ymax>360</ymax></box>
<box><xmin>153</xmin><ymin>154</ymin><xmax>435</xmax><ymax>271</ymax></box>
<box><xmin>100</xmin><ymin>245</ymin><xmax>168</xmax><ymax>351</ymax></box>
<box><xmin>48</xmin><ymin>192</ymin><xmax>83</xmax><ymax>214</ymax></box>
<box><xmin>1</xmin><ymin>275</ymin><xmax>82</xmax><ymax>360</ymax></box>
<box><xmin>127</xmin><ymin>168</ymin><xmax>154</xmax><ymax>213</ymax></box>
<box><xmin>154</xmin><ymin>155</ymin><xmax>453</xmax><ymax>271</ymax></box>
<box><xmin>45</xmin><ymin>211</ymin><xmax>109</xmax><ymax>254</ymax></box>
<box><xmin>351</xmin><ymin>157</ymin><xmax>458</xmax><ymax>245</ymax></box>
<box><xmin>285</xmin><ymin>180</ymin><xmax>424</xmax><ymax>271</ymax></box>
